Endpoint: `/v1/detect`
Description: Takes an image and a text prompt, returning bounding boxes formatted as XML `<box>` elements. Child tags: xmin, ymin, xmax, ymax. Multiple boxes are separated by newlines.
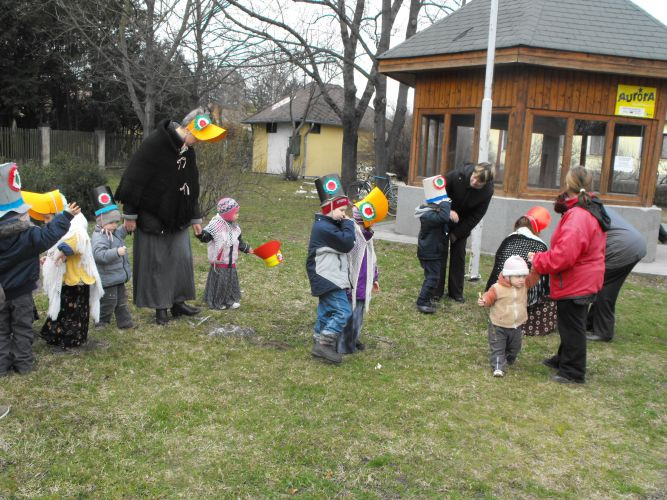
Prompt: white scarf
<box><xmin>347</xmin><ymin>223</ymin><xmax>376</xmax><ymax>312</ymax></box>
<box><xmin>42</xmin><ymin>213</ymin><xmax>104</xmax><ymax>321</ymax></box>
<box><xmin>203</xmin><ymin>215</ymin><xmax>241</xmax><ymax>264</ymax></box>
<box><xmin>513</xmin><ymin>226</ymin><xmax>546</xmax><ymax>244</ymax></box>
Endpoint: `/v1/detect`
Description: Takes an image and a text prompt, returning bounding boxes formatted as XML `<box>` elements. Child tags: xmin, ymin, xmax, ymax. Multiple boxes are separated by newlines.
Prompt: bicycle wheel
<box><xmin>384</xmin><ymin>183</ymin><xmax>398</xmax><ymax>216</ymax></box>
<box><xmin>348</xmin><ymin>181</ymin><xmax>371</xmax><ymax>202</ymax></box>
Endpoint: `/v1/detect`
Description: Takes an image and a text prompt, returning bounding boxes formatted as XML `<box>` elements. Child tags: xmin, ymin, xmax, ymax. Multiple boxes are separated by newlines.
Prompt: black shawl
<box><xmin>115</xmin><ymin>119</ymin><xmax>201</xmax><ymax>233</ymax></box>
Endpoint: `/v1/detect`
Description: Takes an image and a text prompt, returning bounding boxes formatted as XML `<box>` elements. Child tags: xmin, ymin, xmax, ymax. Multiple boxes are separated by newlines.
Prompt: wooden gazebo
<box><xmin>378</xmin><ymin>0</ymin><xmax>667</xmax><ymax>259</ymax></box>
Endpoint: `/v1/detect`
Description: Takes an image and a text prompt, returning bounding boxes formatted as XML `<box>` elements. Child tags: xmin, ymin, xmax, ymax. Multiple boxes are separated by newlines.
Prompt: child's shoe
<box><xmin>94</xmin><ymin>322</ymin><xmax>110</xmax><ymax>329</ymax></box>
<box><xmin>311</xmin><ymin>343</ymin><xmax>342</xmax><ymax>364</ymax></box>
<box><xmin>493</xmin><ymin>369</ymin><xmax>504</xmax><ymax>377</ymax></box>
<box><xmin>229</xmin><ymin>302</ymin><xmax>241</xmax><ymax>309</ymax></box>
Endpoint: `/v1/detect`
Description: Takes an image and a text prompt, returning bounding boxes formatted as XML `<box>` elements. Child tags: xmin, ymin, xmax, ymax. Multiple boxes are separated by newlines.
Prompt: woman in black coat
<box><xmin>434</xmin><ymin>162</ymin><xmax>494</xmax><ymax>303</ymax></box>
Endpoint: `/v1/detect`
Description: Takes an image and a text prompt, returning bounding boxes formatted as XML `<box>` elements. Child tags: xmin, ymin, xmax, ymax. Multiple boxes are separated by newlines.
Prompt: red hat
<box><xmin>525</xmin><ymin>206</ymin><xmax>551</xmax><ymax>234</ymax></box>
<box><xmin>254</xmin><ymin>240</ymin><xmax>283</xmax><ymax>267</ymax></box>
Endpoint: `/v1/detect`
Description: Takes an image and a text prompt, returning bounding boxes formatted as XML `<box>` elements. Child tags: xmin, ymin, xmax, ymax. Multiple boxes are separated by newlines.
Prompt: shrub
<box><xmin>19</xmin><ymin>153</ymin><xmax>108</xmax><ymax>218</ymax></box>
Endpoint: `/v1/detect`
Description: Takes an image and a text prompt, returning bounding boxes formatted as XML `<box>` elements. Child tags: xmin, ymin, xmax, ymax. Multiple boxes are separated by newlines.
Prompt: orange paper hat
<box><xmin>254</xmin><ymin>240</ymin><xmax>283</xmax><ymax>267</ymax></box>
<box><xmin>354</xmin><ymin>187</ymin><xmax>388</xmax><ymax>228</ymax></box>
<box><xmin>21</xmin><ymin>189</ymin><xmax>67</xmax><ymax>221</ymax></box>
<box><xmin>525</xmin><ymin>206</ymin><xmax>551</xmax><ymax>234</ymax></box>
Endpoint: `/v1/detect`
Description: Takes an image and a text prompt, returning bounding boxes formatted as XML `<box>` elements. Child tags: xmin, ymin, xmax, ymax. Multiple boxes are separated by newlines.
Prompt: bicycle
<box><xmin>348</xmin><ymin>172</ymin><xmax>399</xmax><ymax>217</ymax></box>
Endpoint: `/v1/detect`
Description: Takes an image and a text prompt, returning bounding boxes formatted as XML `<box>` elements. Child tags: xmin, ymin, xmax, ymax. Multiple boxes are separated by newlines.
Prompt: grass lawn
<box><xmin>1</xmin><ymin>173</ymin><xmax>665</xmax><ymax>497</ymax></box>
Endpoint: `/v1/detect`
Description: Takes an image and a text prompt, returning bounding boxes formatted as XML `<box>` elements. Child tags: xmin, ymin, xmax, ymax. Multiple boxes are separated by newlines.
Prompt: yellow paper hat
<box><xmin>186</xmin><ymin>114</ymin><xmax>227</xmax><ymax>143</ymax></box>
<box><xmin>354</xmin><ymin>187</ymin><xmax>388</xmax><ymax>228</ymax></box>
<box><xmin>21</xmin><ymin>189</ymin><xmax>66</xmax><ymax>221</ymax></box>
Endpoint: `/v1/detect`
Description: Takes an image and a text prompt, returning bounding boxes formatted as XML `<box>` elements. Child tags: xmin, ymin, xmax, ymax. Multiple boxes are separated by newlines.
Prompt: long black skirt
<box><xmin>41</xmin><ymin>285</ymin><xmax>90</xmax><ymax>348</ymax></box>
<box><xmin>203</xmin><ymin>266</ymin><xmax>241</xmax><ymax>309</ymax></box>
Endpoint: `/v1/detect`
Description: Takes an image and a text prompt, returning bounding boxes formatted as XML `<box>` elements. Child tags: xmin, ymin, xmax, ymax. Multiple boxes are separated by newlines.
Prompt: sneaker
<box><xmin>0</xmin><ymin>405</ymin><xmax>9</xmax><ymax>420</ymax></box>
<box><xmin>229</xmin><ymin>302</ymin><xmax>241</xmax><ymax>309</ymax></box>
<box><xmin>311</xmin><ymin>343</ymin><xmax>342</xmax><ymax>364</ymax></box>
<box><xmin>493</xmin><ymin>369</ymin><xmax>505</xmax><ymax>377</ymax></box>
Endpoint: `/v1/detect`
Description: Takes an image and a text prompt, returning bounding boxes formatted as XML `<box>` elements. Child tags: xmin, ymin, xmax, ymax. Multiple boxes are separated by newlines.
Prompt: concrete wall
<box><xmin>395</xmin><ymin>185</ymin><xmax>661</xmax><ymax>262</ymax></box>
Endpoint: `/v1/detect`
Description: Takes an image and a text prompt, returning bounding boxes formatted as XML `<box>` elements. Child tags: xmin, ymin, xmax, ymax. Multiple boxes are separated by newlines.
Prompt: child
<box><xmin>415</xmin><ymin>175</ymin><xmax>451</xmax><ymax>314</ymax></box>
<box><xmin>197</xmin><ymin>197</ymin><xmax>253</xmax><ymax>310</ymax></box>
<box><xmin>0</xmin><ymin>163</ymin><xmax>77</xmax><ymax>375</ymax></box>
<box><xmin>91</xmin><ymin>186</ymin><xmax>134</xmax><ymax>329</ymax></box>
<box><xmin>337</xmin><ymin>189</ymin><xmax>387</xmax><ymax>354</ymax></box>
<box><xmin>478</xmin><ymin>255</ymin><xmax>538</xmax><ymax>377</ymax></box>
<box><xmin>306</xmin><ymin>174</ymin><xmax>356</xmax><ymax>364</ymax></box>
<box><xmin>39</xmin><ymin>196</ymin><xmax>104</xmax><ymax>349</ymax></box>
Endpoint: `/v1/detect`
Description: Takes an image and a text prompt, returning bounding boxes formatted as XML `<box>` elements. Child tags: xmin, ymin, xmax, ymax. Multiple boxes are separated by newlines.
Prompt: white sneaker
<box><xmin>493</xmin><ymin>369</ymin><xmax>505</xmax><ymax>377</ymax></box>
<box><xmin>230</xmin><ymin>302</ymin><xmax>241</xmax><ymax>309</ymax></box>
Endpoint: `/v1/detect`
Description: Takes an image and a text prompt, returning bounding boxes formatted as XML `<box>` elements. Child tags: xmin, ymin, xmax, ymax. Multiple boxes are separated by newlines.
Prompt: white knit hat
<box><xmin>503</xmin><ymin>255</ymin><xmax>529</xmax><ymax>276</ymax></box>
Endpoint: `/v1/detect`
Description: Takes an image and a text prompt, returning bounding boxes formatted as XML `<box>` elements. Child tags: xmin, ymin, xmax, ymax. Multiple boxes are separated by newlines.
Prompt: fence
<box><xmin>0</xmin><ymin>126</ymin><xmax>142</xmax><ymax>168</ymax></box>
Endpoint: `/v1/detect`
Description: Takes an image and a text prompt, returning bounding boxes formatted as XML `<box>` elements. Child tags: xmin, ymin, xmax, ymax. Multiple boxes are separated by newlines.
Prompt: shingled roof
<box><xmin>243</xmin><ymin>83</ymin><xmax>375</xmax><ymax>130</ymax></box>
<box><xmin>379</xmin><ymin>0</ymin><xmax>667</xmax><ymax>62</ymax></box>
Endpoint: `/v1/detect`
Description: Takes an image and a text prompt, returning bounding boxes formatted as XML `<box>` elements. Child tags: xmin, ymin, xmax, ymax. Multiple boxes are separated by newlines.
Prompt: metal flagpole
<box><xmin>468</xmin><ymin>0</ymin><xmax>498</xmax><ymax>281</ymax></box>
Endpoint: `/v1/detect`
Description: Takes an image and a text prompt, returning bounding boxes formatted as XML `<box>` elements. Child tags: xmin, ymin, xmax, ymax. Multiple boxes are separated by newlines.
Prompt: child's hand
<box><xmin>65</xmin><ymin>202</ymin><xmax>81</xmax><ymax>216</ymax></box>
<box><xmin>117</xmin><ymin>246</ymin><xmax>127</xmax><ymax>256</ymax></box>
<box><xmin>248</xmin><ymin>248</ymin><xmax>255</xmax><ymax>254</ymax></box>
<box><xmin>477</xmin><ymin>292</ymin><xmax>486</xmax><ymax>307</ymax></box>
<box><xmin>55</xmin><ymin>250</ymin><xmax>66</xmax><ymax>264</ymax></box>
<box><xmin>372</xmin><ymin>281</ymin><xmax>380</xmax><ymax>293</ymax></box>
<box><xmin>40</xmin><ymin>256</ymin><xmax>46</xmax><ymax>265</ymax></box>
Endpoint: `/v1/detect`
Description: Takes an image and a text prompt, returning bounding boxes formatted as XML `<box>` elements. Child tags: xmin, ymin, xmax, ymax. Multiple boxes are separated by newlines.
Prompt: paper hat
<box><xmin>422</xmin><ymin>175</ymin><xmax>449</xmax><ymax>204</ymax></box>
<box><xmin>186</xmin><ymin>113</ymin><xmax>227</xmax><ymax>143</ymax></box>
<box><xmin>21</xmin><ymin>189</ymin><xmax>67</xmax><ymax>221</ymax></box>
<box><xmin>254</xmin><ymin>240</ymin><xmax>283</xmax><ymax>267</ymax></box>
<box><xmin>315</xmin><ymin>174</ymin><xmax>349</xmax><ymax>214</ymax></box>
<box><xmin>354</xmin><ymin>187</ymin><xmax>388</xmax><ymax>228</ymax></box>
<box><xmin>525</xmin><ymin>206</ymin><xmax>551</xmax><ymax>234</ymax></box>
<box><xmin>0</xmin><ymin>162</ymin><xmax>29</xmax><ymax>218</ymax></box>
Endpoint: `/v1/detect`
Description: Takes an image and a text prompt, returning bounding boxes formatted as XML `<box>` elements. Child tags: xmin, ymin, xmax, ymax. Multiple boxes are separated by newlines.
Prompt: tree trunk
<box><xmin>341</xmin><ymin>117</ymin><xmax>359</xmax><ymax>191</ymax></box>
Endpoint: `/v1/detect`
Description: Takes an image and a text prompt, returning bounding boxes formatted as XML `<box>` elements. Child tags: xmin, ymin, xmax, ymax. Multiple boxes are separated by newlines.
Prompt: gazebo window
<box><xmin>571</xmin><ymin>120</ymin><xmax>607</xmax><ymax>192</ymax></box>
<box><xmin>489</xmin><ymin>114</ymin><xmax>509</xmax><ymax>184</ymax></box>
<box><xmin>417</xmin><ymin>114</ymin><xmax>444</xmax><ymax>178</ymax></box>
<box><xmin>607</xmin><ymin>123</ymin><xmax>646</xmax><ymax>195</ymax></box>
<box><xmin>446</xmin><ymin>114</ymin><xmax>475</xmax><ymax>172</ymax></box>
<box><xmin>528</xmin><ymin>115</ymin><xmax>566</xmax><ymax>189</ymax></box>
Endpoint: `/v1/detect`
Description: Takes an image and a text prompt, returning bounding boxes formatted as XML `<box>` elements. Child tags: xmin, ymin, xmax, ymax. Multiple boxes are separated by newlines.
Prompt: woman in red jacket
<box><xmin>528</xmin><ymin>166</ymin><xmax>609</xmax><ymax>384</ymax></box>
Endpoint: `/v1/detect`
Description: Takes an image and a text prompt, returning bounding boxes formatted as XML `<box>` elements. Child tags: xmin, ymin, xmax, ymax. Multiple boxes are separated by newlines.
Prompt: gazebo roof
<box><xmin>379</xmin><ymin>0</ymin><xmax>667</xmax><ymax>63</ymax></box>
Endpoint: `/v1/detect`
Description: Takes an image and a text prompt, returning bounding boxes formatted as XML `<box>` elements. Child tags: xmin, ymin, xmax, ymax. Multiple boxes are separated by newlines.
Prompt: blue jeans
<box><xmin>337</xmin><ymin>300</ymin><xmax>366</xmax><ymax>354</ymax></box>
<box><xmin>314</xmin><ymin>289</ymin><xmax>352</xmax><ymax>346</ymax></box>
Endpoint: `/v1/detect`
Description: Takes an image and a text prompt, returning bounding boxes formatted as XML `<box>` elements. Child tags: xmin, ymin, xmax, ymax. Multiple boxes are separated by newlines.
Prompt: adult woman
<box><xmin>528</xmin><ymin>166</ymin><xmax>609</xmax><ymax>384</ymax></box>
<box><xmin>485</xmin><ymin>206</ymin><xmax>556</xmax><ymax>337</ymax></box>
<box><xmin>115</xmin><ymin>107</ymin><xmax>226</xmax><ymax>324</ymax></box>
<box><xmin>435</xmin><ymin>162</ymin><xmax>494</xmax><ymax>303</ymax></box>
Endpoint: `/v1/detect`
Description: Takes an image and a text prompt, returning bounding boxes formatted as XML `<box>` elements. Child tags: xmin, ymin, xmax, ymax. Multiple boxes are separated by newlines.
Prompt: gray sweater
<box><xmin>92</xmin><ymin>225</ymin><xmax>131</xmax><ymax>287</ymax></box>
<box><xmin>605</xmin><ymin>208</ymin><xmax>647</xmax><ymax>269</ymax></box>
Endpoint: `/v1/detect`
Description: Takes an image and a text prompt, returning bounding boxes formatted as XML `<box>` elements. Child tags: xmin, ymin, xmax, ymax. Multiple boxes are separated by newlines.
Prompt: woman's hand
<box><xmin>124</xmin><ymin>220</ymin><xmax>137</xmax><ymax>233</ymax></box>
<box><xmin>449</xmin><ymin>210</ymin><xmax>459</xmax><ymax>223</ymax></box>
<box><xmin>527</xmin><ymin>252</ymin><xmax>535</xmax><ymax>263</ymax></box>
<box><xmin>192</xmin><ymin>223</ymin><xmax>202</xmax><ymax>236</ymax></box>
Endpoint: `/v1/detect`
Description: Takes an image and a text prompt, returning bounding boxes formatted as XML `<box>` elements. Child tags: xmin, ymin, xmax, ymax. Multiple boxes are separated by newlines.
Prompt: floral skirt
<box><xmin>522</xmin><ymin>297</ymin><xmax>557</xmax><ymax>337</ymax></box>
<box><xmin>203</xmin><ymin>266</ymin><xmax>241</xmax><ymax>309</ymax></box>
<box><xmin>41</xmin><ymin>285</ymin><xmax>90</xmax><ymax>348</ymax></box>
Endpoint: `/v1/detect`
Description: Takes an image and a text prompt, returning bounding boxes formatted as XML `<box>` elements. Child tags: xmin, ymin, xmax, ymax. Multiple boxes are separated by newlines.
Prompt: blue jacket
<box><xmin>0</xmin><ymin>212</ymin><xmax>73</xmax><ymax>300</ymax></box>
<box><xmin>92</xmin><ymin>225</ymin><xmax>131</xmax><ymax>287</ymax></box>
<box><xmin>416</xmin><ymin>201</ymin><xmax>451</xmax><ymax>260</ymax></box>
<box><xmin>306</xmin><ymin>214</ymin><xmax>355</xmax><ymax>296</ymax></box>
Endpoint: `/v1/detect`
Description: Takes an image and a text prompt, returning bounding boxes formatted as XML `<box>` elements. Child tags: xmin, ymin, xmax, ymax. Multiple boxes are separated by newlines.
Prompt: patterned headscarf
<box><xmin>217</xmin><ymin>197</ymin><xmax>239</xmax><ymax>222</ymax></box>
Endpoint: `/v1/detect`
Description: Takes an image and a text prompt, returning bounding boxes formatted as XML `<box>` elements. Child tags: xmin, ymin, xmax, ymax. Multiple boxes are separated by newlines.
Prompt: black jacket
<box><xmin>0</xmin><ymin>212</ymin><xmax>72</xmax><ymax>300</ymax></box>
<box><xmin>115</xmin><ymin>119</ymin><xmax>201</xmax><ymax>233</ymax></box>
<box><xmin>445</xmin><ymin>164</ymin><xmax>494</xmax><ymax>241</ymax></box>
<box><xmin>416</xmin><ymin>202</ymin><xmax>451</xmax><ymax>260</ymax></box>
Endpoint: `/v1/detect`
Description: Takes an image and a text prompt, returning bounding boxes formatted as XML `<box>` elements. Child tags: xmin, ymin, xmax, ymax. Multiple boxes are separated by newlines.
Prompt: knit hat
<box><xmin>315</xmin><ymin>174</ymin><xmax>349</xmax><ymax>215</ymax></box>
<box><xmin>502</xmin><ymin>255</ymin><xmax>529</xmax><ymax>277</ymax></box>
<box><xmin>0</xmin><ymin>162</ymin><xmax>29</xmax><ymax>219</ymax></box>
<box><xmin>21</xmin><ymin>189</ymin><xmax>67</xmax><ymax>221</ymax></box>
<box><xmin>354</xmin><ymin>187</ymin><xmax>388</xmax><ymax>228</ymax></box>
<box><xmin>92</xmin><ymin>185</ymin><xmax>121</xmax><ymax>225</ymax></box>
<box><xmin>525</xmin><ymin>205</ymin><xmax>551</xmax><ymax>234</ymax></box>
<box><xmin>422</xmin><ymin>175</ymin><xmax>449</xmax><ymax>204</ymax></box>
<box><xmin>217</xmin><ymin>197</ymin><xmax>239</xmax><ymax>222</ymax></box>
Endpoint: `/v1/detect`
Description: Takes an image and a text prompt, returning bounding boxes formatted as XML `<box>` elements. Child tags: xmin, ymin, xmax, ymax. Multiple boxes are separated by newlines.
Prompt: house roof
<box><xmin>379</xmin><ymin>0</ymin><xmax>667</xmax><ymax>63</ymax></box>
<box><xmin>243</xmin><ymin>83</ymin><xmax>375</xmax><ymax>130</ymax></box>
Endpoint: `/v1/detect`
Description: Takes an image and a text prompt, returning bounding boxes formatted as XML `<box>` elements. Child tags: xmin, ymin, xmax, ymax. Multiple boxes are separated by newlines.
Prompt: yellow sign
<box><xmin>615</xmin><ymin>84</ymin><xmax>656</xmax><ymax>119</ymax></box>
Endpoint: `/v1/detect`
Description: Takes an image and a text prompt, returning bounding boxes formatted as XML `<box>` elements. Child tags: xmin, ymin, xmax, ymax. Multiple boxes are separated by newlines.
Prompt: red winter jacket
<box><xmin>531</xmin><ymin>199</ymin><xmax>606</xmax><ymax>300</ymax></box>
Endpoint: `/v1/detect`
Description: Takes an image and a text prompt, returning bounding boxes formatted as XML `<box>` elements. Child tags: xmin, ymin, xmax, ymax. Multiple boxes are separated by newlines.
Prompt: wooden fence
<box><xmin>0</xmin><ymin>127</ymin><xmax>143</xmax><ymax>168</ymax></box>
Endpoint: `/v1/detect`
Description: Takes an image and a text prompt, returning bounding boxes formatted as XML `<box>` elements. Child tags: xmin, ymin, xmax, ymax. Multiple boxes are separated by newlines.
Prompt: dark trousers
<box><xmin>586</xmin><ymin>261</ymin><xmax>637</xmax><ymax>341</ymax></box>
<box><xmin>99</xmin><ymin>284</ymin><xmax>133</xmax><ymax>328</ymax></box>
<box><xmin>0</xmin><ymin>293</ymin><xmax>36</xmax><ymax>374</ymax></box>
<box><xmin>488</xmin><ymin>324</ymin><xmax>523</xmax><ymax>372</ymax></box>
<box><xmin>434</xmin><ymin>236</ymin><xmax>467</xmax><ymax>299</ymax></box>
<box><xmin>549</xmin><ymin>299</ymin><xmax>588</xmax><ymax>383</ymax></box>
<box><xmin>417</xmin><ymin>259</ymin><xmax>442</xmax><ymax>306</ymax></box>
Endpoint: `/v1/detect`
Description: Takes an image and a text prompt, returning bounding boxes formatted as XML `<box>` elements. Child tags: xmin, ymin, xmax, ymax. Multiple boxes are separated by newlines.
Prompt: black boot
<box><xmin>171</xmin><ymin>302</ymin><xmax>200</xmax><ymax>317</ymax></box>
<box><xmin>156</xmin><ymin>309</ymin><xmax>169</xmax><ymax>325</ymax></box>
